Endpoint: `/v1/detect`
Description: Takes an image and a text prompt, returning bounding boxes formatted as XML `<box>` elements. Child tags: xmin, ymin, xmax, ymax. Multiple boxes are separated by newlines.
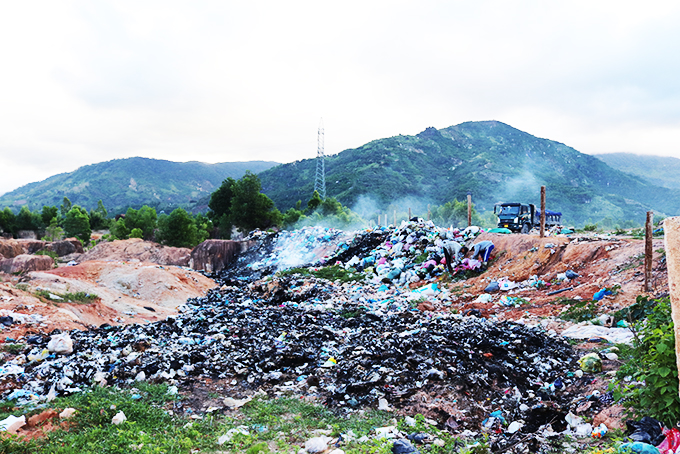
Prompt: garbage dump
<box><xmin>0</xmin><ymin>220</ymin><xmax>603</xmax><ymax>450</ymax></box>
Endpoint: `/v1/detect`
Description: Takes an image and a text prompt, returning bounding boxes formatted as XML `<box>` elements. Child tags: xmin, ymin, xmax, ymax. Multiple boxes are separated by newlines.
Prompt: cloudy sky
<box><xmin>1</xmin><ymin>1</ymin><xmax>680</xmax><ymax>195</ymax></box>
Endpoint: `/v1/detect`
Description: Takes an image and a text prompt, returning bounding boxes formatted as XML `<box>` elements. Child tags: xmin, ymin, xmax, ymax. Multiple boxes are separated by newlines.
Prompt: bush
<box><xmin>612</xmin><ymin>297</ymin><xmax>680</xmax><ymax>426</ymax></box>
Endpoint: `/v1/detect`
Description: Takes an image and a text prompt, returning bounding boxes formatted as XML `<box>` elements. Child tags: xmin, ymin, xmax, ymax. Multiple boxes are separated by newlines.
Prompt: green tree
<box><xmin>110</xmin><ymin>218</ymin><xmax>130</xmax><ymax>240</ymax></box>
<box><xmin>16</xmin><ymin>206</ymin><xmax>43</xmax><ymax>232</ymax></box>
<box><xmin>229</xmin><ymin>171</ymin><xmax>282</xmax><ymax>233</ymax></box>
<box><xmin>42</xmin><ymin>217</ymin><xmax>64</xmax><ymax>242</ymax></box>
<box><xmin>60</xmin><ymin>197</ymin><xmax>72</xmax><ymax>218</ymax></box>
<box><xmin>41</xmin><ymin>206</ymin><xmax>59</xmax><ymax>226</ymax></box>
<box><xmin>0</xmin><ymin>208</ymin><xmax>17</xmax><ymax>237</ymax></box>
<box><xmin>193</xmin><ymin>213</ymin><xmax>213</xmax><ymax>244</ymax></box>
<box><xmin>307</xmin><ymin>191</ymin><xmax>322</xmax><ymax>213</ymax></box>
<box><xmin>208</xmin><ymin>177</ymin><xmax>236</xmax><ymax>239</ymax></box>
<box><xmin>157</xmin><ymin>208</ymin><xmax>200</xmax><ymax>248</ymax></box>
<box><xmin>63</xmin><ymin>206</ymin><xmax>91</xmax><ymax>245</ymax></box>
<box><xmin>129</xmin><ymin>228</ymin><xmax>144</xmax><ymax>239</ymax></box>
<box><xmin>89</xmin><ymin>200</ymin><xmax>110</xmax><ymax>231</ymax></box>
<box><xmin>124</xmin><ymin>206</ymin><xmax>157</xmax><ymax>240</ymax></box>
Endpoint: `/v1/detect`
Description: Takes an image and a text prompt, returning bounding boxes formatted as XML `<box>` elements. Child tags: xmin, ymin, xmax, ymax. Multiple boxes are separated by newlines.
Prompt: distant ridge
<box><xmin>0</xmin><ymin>157</ymin><xmax>279</xmax><ymax>214</ymax></box>
<box><xmin>594</xmin><ymin>152</ymin><xmax>680</xmax><ymax>190</ymax></box>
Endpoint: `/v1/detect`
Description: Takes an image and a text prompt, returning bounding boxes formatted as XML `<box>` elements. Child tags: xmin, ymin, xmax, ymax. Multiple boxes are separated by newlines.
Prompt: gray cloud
<box><xmin>2</xmin><ymin>1</ymin><xmax>680</xmax><ymax>196</ymax></box>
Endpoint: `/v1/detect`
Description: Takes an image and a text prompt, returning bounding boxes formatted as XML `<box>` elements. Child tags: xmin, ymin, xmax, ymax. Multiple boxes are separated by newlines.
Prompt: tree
<box><xmin>41</xmin><ymin>206</ymin><xmax>58</xmax><ymax>226</ymax></box>
<box><xmin>0</xmin><ymin>208</ymin><xmax>17</xmax><ymax>237</ymax></box>
<box><xmin>110</xmin><ymin>218</ymin><xmax>130</xmax><ymax>240</ymax></box>
<box><xmin>60</xmin><ymin>197</ymin><xmax>72</xmax><ymax>218</ymax></box>
<box><xmin>63</xmin><ymin>206</ymin><xmax>91</xmax><ymax>245</ymax></box>
<box><xmin>43</xmin><ymin>217</ymin><xmax>64</xmax><ymax>242</ymax></box>
<box><xmin>124</xmin><ymin>206</ymin><xmax>157</xmax><ymax>240</ymax></box>
<box><xmin>16</xmin><ymin>206</ymin><xmax>43</xmax><ymax>232</ymax></box>
<box><xmin>157</xmin><ymin>208</ymin><xmax>200</xmax><ymax>248</ymax></box>
<box><xmin>307</xmin><ymin>191</ymin><xmax>322</xmax><ymax>213</ymax></box>
<box><xmin>229</xmin><ymin>171</ymin><xmax>282</xmax><ymax>233</ymax></box>
<box><xmin>208</xmin><ymin>177</ymin><xmax>236</xmax><ymax>239</ymax></box>
<box><xmin>89</xmin><ymin>200</ymin><xmax>110</xmax><ymax>231</ymax></box>
<box><xmin>431</xmin><ymin>199</ymin><xmax>483</xmax><ymax>228</ymax></box>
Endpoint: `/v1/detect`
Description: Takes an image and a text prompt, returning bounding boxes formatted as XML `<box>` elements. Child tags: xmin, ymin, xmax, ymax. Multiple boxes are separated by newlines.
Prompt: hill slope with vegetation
<box><xmin>0</xmin><ymin>158</ymin><xmax>278</xmax><ymax>215</ymax></box>
<box><xmin>594</xmin><ymin>152</ymin><xmax>680</xmax><ymax>190</ymax></box>
<box><xmin>259</xmin><ymin>121</ymin><xmax>680</xmax><ymax>226</ymax></box>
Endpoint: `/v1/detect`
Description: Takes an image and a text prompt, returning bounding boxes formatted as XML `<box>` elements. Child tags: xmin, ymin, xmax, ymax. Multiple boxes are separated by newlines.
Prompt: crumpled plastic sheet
<box><xmin>561</xmin><ymin>324</ymin><xmax>635</xmax><ymax>344</ymax></box>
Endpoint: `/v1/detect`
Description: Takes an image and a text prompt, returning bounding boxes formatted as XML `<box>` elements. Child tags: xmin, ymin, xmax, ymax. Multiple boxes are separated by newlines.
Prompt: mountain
<box><xmin>0</xmin><ymin>158</ymin><xmax>278</xmax><ymax>215</ymax></box>
<box><xmin>594</xmin><ymin>152</ymin><xmax>680</xmax><ymax>190</ymax></box>
<box><xmin>259</xmin><ymin>121</ymin><xmax>680</xmax><ymax>226</ymax></box>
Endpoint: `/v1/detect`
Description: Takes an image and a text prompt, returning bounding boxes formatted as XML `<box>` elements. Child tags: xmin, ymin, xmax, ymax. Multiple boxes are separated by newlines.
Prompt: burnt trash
<box><xmin>392</xmin><ymin>439</ymin><xmax>420</xmax><ymax>454</ymax></box>
<box><xmin>626</xmin><ymin>416</ymin><xmax>665</xmax><ymax>446</ymax></box>
<box><xmin>0</xmin><ymin>316</ymin><xmax>14</xmax><ymax>326</ymax></box>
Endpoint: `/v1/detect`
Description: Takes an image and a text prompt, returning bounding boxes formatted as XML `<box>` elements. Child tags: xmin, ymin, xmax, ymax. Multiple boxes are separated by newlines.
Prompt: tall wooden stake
<box><xmin>394</xmin><ymin>210</ymin><xmax>396</xmax><ymax>226</ymax></box>
<box><xmin>427</xmin><ymin>205</ymin><xmax>431</xmax><ymax>221</ymax></box>
<box><xmin>645</xmin><ymin>211</ymin><xmax>654</xmax><ymax>292</ymax></box>
<box><xmin>467</xmin><ymin>193</ymin><xmax>472</xmax><ymax>227</ymax></box>
<box><xmin>540</xmin><ymin>186</ymin><xmax>546</xmax><ymax>238</ymax></box>
<box><xmin>408</xmin><ymin>207</ymin><xmax>412</xmax><ymax>220</ymax></box>
<box><xmin>663</xmin><ymin>216</ymin><xmax>680</xmax><ymax>398</ymax></box>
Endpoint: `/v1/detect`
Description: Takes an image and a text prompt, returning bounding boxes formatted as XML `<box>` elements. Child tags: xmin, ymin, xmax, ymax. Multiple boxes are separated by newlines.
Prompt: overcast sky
<box><xmin>2</xmin><ymin>1</ymin><xmax>680</xmax><ymax>195</ymax></box>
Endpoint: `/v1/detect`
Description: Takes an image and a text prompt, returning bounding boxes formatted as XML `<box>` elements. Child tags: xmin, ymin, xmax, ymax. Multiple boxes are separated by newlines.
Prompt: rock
<box><xmin>416</xmin><ymin>301</ymin><xmax>435</xmax><ymax>312</ymax></box>
<box><xmin>27</xmin><ymin>409</ymin><xmax>59</xmax><ymax>427</ymax></box>
<box><xmin>190</xmin><ymin>240</ymin><xmax>246</xmax><ymax>273</ymax></box>
<box><xmin>0</xmin><ymin>254</ymin><xmax>53</xmax><ymax>273</ymax></box>
<box><xmin>79</xmin><ymin>238</ymin><xmax>189</xmax><ymax>265</ymax></box>
<box><xmin>0</xmin><ymin>240</ymin><xmax>24</xmax><ymax>259</ymax></box>
<box><xmin>15</xmin><ymin>239</ymin><xmax>46</xmax><ymax>254</ymax></box>
<box><xmin>45</xmin><ymin>240</ymin><xmax>76</xmax><ymax>257</ymax></box>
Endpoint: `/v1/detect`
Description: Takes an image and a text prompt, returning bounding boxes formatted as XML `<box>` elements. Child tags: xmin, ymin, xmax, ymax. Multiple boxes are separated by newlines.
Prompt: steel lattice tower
<box><xmin>314</xmin><ymin>118</ymin><xmax>326</xmax><ymax>199</ymax></box>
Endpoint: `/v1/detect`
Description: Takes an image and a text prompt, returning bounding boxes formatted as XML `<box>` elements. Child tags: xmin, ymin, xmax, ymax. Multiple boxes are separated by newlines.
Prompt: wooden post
<box><xmin>645</xmin><ymin>211</ymin><xmax>654</xmax><ymax>292</ymax></box>
<box><xmin>378</xmin><ymin>214</ymin><xmax>381</xmax><ymax>226</ymax></box>
<box><xmin>540</xmin><ymin>186</ymin><xmax>546</xmax><ymax>238</ymax></box>
<box><xmin>394</xmin><ymin>210</ymin><xmax>396</xmax><ymax>226</ymax></box>
<box><xmin>663</xmin><ymin>217</ymin><xmax>680</xmax><ymax>398</ymax></box>
<box><xmin>408</xmin><ymin>207</ymin><xmax>412</xmax><ymax>220</ymax></box>
<box><xmin>427</xmin><ymin>205</ymin><xmax>431</xmax><ymax>221</ymax></box>
<box><xmin>467</xmin><ymin>193</ymin><xmax>472</xmax><ymax>227</ymax></box>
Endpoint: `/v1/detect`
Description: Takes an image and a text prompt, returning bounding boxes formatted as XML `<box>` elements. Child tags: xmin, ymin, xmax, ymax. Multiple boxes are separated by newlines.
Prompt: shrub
<box><xmin>612</xmin><ymin>297</ymin><xmax>680</xmax><ymax>426</ymax></box>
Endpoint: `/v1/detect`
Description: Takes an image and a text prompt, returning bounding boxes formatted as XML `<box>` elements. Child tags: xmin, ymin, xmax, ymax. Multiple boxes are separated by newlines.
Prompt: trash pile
<box><xmin>6</xmin><ymin>220</ymin><xmax>643</xmax><ymax>453</ymax></box>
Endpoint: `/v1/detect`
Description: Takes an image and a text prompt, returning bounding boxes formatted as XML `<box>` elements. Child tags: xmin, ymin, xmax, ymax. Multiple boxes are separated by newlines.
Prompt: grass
<box><xmin>34</xmin><ymin>290</ymin><xmax>98</xmax><ymax>304</ymax></box>
<box><xmin>559</xmin><ymin>299</ymin><xmax>600</xmax><ymax>322</ymax></box>
<box><xmin>277</xmin><ymin>265</ymin><xmax>365</xmax><ymax>283</ymax></box>
<box><xmin>0</xmin><ymin>384</ymin><xmax>474</xmax><ymax>454</ymax></box>
<box><xmin>0</xmin><ymin>343</ymin><xmax>25</xmax><ymax>355</ymax></box>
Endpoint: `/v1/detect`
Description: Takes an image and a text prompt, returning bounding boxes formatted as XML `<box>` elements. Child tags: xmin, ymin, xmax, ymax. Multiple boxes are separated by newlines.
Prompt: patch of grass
<box><xmin>0</xmin><ymin>343</ymin><xmax>25</xmax><ymax>355</ymax></box>
<box><xmin>279</xmin><ymin>265</ymin><xmax>365</xmax><ymax>283</ymax></box>
<box><xmin>1</xmin><ymin>385</ymin><xmax>478</xmax><ymax>454</ymax></box>
<box><xmin>337</xmin><ymin>307</ymin><xmax>367</xmax><ymax>319</ymax></box>
<box><xmin>35</xmin><ymin>250</ymin><xmax>59</xmax><ymax>262</ymax></box>
<box><xmin>34</xmin><ymin>290</ymin><xmax>98</xmax><ymax>304</ymax></box>
<box><xmin>560</xmin><ymin>299</ymin><xmax>600</xmax><ymax>322</ymax></box>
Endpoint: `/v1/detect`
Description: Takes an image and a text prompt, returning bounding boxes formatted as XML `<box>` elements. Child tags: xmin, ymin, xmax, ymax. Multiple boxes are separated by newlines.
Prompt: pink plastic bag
<box><xmin>658</xmin><ymin>428</ymin><xmax>680</xmax><ymax>454</ymax></box>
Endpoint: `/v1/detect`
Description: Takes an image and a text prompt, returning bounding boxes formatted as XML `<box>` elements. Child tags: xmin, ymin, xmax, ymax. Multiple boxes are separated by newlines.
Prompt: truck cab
<box><xmin>494</xmin><ymin>202</ymin><xmax>535</xmax><ymax>233</ymax></box>
<box><xmin>494</xmin><ymin>202</ymin><xmax>563</xmax><ymax>233</ymax></box>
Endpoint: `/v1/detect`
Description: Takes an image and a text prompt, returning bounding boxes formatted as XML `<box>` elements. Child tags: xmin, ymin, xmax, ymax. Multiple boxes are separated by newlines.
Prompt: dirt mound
<box><xmin>0</xmin><ymin>260</ymin><xmax>216</xmax><ymax>339</ymax></box>
<box><xmin>78</xmin><ymin>238</ymin><xmax>191</xmax><ymax>266</ymax></box>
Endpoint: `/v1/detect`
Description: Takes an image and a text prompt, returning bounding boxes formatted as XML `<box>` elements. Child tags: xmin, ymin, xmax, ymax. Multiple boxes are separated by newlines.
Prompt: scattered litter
<box><xmin>562</xmin><ymin>324</ymin><xmax>635</xmax><ymax>344</ymax></box>
<box><xmin>0</xmin><ymin>415</ymin><xmax>25</xmax><ymax>433</ymax></box>
<box><xmin>111</xmin><ymin>410</ymin><xmax>127</xmax><ymax>425</ymax></box>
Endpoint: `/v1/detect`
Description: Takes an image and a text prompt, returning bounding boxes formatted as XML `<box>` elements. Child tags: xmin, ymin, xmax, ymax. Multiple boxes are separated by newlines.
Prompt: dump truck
<box><xmin>493</xmin><ymin>202</ymin><xmax>562</xmax><ymax>233</ymax></box>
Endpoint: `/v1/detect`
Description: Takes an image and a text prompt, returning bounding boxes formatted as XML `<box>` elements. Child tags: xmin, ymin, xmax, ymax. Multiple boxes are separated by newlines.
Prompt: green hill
<box><xmin>259</xmin><ymin>121</ymin><xmax>680</xmax><ymax>226</ymax></box>
<box><xmin>594</xmin><ymin>152</ymin><xmax>680</xmax><ymax>190</ymax></box>
<box><xmin>0</xmin><ymin>157</ymin><xmax>278</xmax><ymax>215</ymax></box>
